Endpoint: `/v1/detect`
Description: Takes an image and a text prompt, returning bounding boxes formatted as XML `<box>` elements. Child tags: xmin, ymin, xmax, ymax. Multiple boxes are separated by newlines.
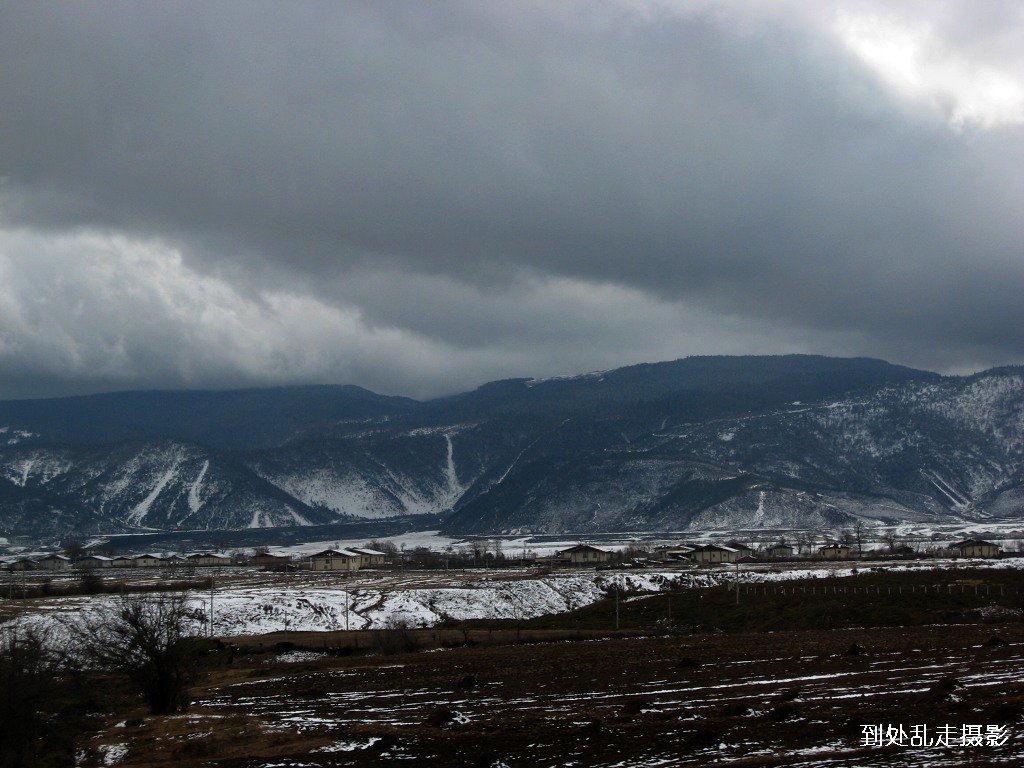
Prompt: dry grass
<box><xmin>73</xmin><ymin>621</ymin><xmax>1024</xmax><ymax>767</ymax></box>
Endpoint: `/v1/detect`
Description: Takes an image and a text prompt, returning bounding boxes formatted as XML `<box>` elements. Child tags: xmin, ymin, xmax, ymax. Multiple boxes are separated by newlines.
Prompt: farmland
<box><xmin>4</xmin><ymin>561</ymin><xmax>1024</xmax><ymax>767</ymax></box>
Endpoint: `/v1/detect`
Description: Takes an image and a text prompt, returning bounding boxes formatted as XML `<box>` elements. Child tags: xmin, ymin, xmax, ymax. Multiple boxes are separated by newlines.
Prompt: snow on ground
<box><xmin>206</xmin><ymin>571</ymin><xmax>679</xmax><ymax>634</ymax></box>
<box><xmin>7</xmin><ymin>559</ymin><xmax>1023</xmax><ymax>638</ymax></box>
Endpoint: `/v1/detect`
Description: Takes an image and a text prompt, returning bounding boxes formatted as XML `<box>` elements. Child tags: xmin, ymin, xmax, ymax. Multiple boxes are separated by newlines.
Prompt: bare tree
<box><xmin>853</xmin><ymin>520</ymin><xmax>865</xmax><ymax>558</ymax></box>
<box><xmin>883</xmin><ymin>529</ymin><xmax>899</xmax><ymax>553</ymax></box>
<box><xmin>64</xmin><ymin>593</ymin><xmax>202</xmax><ymax>715</ymax></box>
<box><xmin>365</xmin><ymin>539</ymin><xmax>399</xmax><ymax>555</ymax></box>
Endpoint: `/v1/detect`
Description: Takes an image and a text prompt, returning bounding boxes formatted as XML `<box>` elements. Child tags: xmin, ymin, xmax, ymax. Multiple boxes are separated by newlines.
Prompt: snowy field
<box><xmin>8</xmin><ymin>556</ymin><xmax>1024</xmax><ymax>638</ymax></box>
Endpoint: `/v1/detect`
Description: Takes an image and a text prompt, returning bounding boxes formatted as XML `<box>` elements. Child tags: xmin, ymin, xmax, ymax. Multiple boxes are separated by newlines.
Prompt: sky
<box><xmin>1</xmin><ymin>0</ymin><xmax>1022</xmax><ymax>401</ymax></box>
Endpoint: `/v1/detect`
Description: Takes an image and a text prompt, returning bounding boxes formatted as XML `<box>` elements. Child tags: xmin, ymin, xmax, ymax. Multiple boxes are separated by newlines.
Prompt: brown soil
<box><xmin>75</xmin><ymin>622</ymin><xmax>1024</xmax><ymax>768</ymax></box>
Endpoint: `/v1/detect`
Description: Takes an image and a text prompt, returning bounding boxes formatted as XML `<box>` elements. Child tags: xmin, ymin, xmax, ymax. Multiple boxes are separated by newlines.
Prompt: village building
<box><xmin>765</xmin><ymin>543</ymin><xmax>794</xmax><ymax>559</ymax></box>
<box><xmin>38</xmin><ymin>554</ymin><xmax>71</xmax><ymax>570</ymax></box>
<box><xmin>556</xmin><ymin>544</ymin><xmax>613</xmax><ymax>566</ymax></box>
<box><xmin>948</xmin><ymin>539</ymin><xmax>1001</xmax><ymax>558</ymax></box>
<box><xmin>726</xmin><ymin>541</ymin><xmax>755</xmax><ymax>557</ymax></box>
<box><xmin>818</xmin><ymin>543</ymin><xmax>851</xmax><ymax>560</ymax></box>
<box><xmin>348</xmin><ymin>547</ymin><xmax>387</xmax><ymax>568</ymax></box>
<box><xmin>76</xmin><ymin>554</ymin><xmax>113</xmax><ymax>569</ymax></box>
<box><xmin>10</xmin><ymin>557</ymin><xmax>38</xmax><ymax>571</ymax></box>
<box><xmin>251</xmin><ymin>552</ymin><xmax>292</xmax><ymax>569</ymax></box>
<box><xmin>652</xmin><ymin>545</ymin><xmax>695</xmax><ymax>562</ymax></box>
<box><xmin>188</xmin><ymin>552</ymin><xmax>232</xmax><ymax>567</ymax></box>
<box><xmin>690</xmin><ymin>544</ymin><xmax>739</xmax><ymax>564</ymax></box>
<box><xmin>309</xmin><ymin>548</ymin><xmax>361</xmax><ymax>571</ymax></box>
<box><xmin>110</xmin><ymin>555</ymin><xmax>137</xmax><ymax>568</ymax></box>
<box><xmin>134</xmin><ymin>554</ymin><xmax>167</xmax><ymax>568</ymax></box>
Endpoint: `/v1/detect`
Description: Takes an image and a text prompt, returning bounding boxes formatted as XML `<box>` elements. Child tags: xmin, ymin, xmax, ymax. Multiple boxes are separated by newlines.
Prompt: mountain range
<box><xmin>1</xmin><ymin>355</ymin><xmax>1021</xmax><ymax>539</ymax></box>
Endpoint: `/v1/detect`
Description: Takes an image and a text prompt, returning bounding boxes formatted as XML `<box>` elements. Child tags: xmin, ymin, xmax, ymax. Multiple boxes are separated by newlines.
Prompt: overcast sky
<box><xmin>1</xmin><ymin>0</ymin><xmax>1022</xmax><ymax>401</ymax></box>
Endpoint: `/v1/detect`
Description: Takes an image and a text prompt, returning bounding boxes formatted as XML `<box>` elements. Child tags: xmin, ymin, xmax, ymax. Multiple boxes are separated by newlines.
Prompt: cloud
<box><xmin>0</xmin><ymin>229</ymin><xmax>443</xmax><ymax>397</ymax></box>
<box><xmin>835</xmin><ymin>9</ymin><xmax>1024</xmax><ymax>130</ymax></box>
<box><xmin>0</xmin><ymin>0</ymin><xmax>1022</xmax><ymax>399</ymax></box>
<box><xmin>0</xmin><ymin>228</ymin><xmax>838</xmax><ymax>400</ymax></box>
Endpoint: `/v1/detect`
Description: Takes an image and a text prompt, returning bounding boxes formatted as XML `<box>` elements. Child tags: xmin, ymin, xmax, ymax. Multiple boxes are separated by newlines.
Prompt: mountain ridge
<box><xmin>1</xmin><ymin>355</ymin><xmax>1020</xmax><ymax>539</ymax></box>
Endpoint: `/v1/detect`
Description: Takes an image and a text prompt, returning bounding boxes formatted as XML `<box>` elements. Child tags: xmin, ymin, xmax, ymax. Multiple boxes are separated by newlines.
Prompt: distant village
<box><xmin>2</xmin><ymin>536</ymin><xmax>1006</xmax><ymax>574</ymax></box>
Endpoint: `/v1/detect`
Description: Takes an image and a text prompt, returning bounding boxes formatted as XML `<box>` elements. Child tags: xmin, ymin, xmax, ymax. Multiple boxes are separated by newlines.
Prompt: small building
<box><xmin>726</xmin><ymin>541</ymin><xmax>754</xmax><ymax>557</ymax></box>
<box><xmin>690</xmin><ymin>544</ymin><xmax>739</xmax><ymax>564</ymax></box>
<box><xmin>309</xmin><ymin>548</ymin><xmax>361</xmax><ymax>571</ymax></box>
<box><xmin>251</xmin><ymin>552</ymin><xmax>292</xmax><ymax>569</ymax></box>
<box><xmin>556</xmin><ymin>544</ymin><xmax>613</xmax><ymax>566</ymax></box>
<box><xmin>188</xmin><ymin>552</ymin><xmax>232</xmax><ymax>567</ymax></box>
<box><xmin>765</xmin><ymin>543</ymin><xmax>794</xmax><ymax>559</ymax></box>
<box><xmin>111</xmin><ymin>555</ymin><xmax>137</xmax><ymax>568</ymax></box>
<box><xmin>652</xmin><ymin>545</ymin><xmax>695</xmax><ymax>562</ymax></box>
<box><xmin>76</xmin><ymin>555</ymin><xmax>113</xmax><ymax>569</ymax></box>
<box><xmin>348</xmin><ymin>547</ymin><xmax>387</xmax><ymax>568</ymax></box>
<box><xmin>10</xmin><ymin>557</ymin><xmax>39</xmax><ymax>571</ymax></box>
<box><xmin>818</xmin><ymin>543</ymin><xmax>851</xmax><ymax>560</ymax></box>
<box><xmin>38</xmin><ymin>554</ymin><xmax>71</xmax><ymax>570</ymax></box>
<box><xmin>134</xmin><ymin>554</ymin><xmax>167</xmax><ymax>568</ymax></box>
<box><xmin>948</xmin><ymin>539</ymin><xmax>1001</xmax><ymax>558</ymax></box>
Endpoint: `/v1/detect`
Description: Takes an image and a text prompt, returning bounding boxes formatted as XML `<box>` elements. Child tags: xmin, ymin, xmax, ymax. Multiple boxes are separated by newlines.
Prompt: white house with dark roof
<box><xmin>38</xmin><ymin>554</ymin><xmax>71</xmax><ymax>570</ymax></box>
<box><xmin>818</xmin><ymin>543</ymin><xmax>851</xmax><ymax>560</ymax></box>
<box><xmin>765</xmin><ymin>543</ymin><xmax>794</xmax><ymax>559</ymax></box>
<box><xmin>556</xmin><ymin>544</ymin><xmax>613</xmax><ymax>565</ymax></box>
<box><xmin>948</xmin><ymin>539</ymin><xmax>1001</xmax><ymax>558</ymax></box>
<box><xmin>309</xmin><ymin>548</ymin><xmax>361</xmax><ymax>571</ymax></box>
<box><xmin>690</xmin><ymin>544</ymin><xmax>739</xmax><ymax>564</ymax></box>
<box><xmin>348</xmin><ymin>547</ymin><xmax>387</xmax><ymax>568</ymax></box>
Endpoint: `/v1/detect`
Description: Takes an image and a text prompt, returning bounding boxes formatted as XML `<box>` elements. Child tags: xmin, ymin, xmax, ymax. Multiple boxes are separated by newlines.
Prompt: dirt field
<box><xmin>71</xmin><ymin>619</ymin><xmax>1024</xmax><ymax>768</ymax></box>
<box><xmin>8</xmin><ymin>564</ymin><xmax>1022</xmax><ymax>767</ymax></box>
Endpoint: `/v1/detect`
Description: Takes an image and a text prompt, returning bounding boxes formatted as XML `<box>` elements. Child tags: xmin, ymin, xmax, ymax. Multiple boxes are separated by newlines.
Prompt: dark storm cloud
<box><xmin>0</xmin><ymin>0</ymin><xmax>1022</xmax><ymax>399</ymax></box>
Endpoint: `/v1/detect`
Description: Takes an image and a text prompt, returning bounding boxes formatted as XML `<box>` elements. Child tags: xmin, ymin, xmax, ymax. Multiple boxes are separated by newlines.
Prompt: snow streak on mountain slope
<box><xmin>0</xmin><ymin>441</ymin><xmax>334</xmax><ymax>536</ymax></box>
<box><xmin>247</xmin><ymin>430</ymin><xmax>474</xmax><ymax>520</ymax></box>
<box><xmin>445</xmin><ymin>370</ymin><xmax>1024</xmax><ymax>534</ymax></box>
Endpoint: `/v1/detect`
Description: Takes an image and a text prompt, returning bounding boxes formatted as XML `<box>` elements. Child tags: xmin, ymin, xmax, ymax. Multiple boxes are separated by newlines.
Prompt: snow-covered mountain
<box><xmin>1</xmin><ymin>356</ymin><xmax>1021</xmax><ymax>538</ymax></box>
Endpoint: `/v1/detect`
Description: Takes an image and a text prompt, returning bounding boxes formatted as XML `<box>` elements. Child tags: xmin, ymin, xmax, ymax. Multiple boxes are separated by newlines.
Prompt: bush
<box><xmin>63</xmin><ymin>593</ymin><xmax>201</xmax><ymax>714</ymax></box>
<box><xmin>0</xmin><ymin>625</ymin><xmax>85</xmax><ymax>768</ymax></box>
<box><xmin>372</xmin><ymin>615</ymin><xmax>418</xmax><ymax>655</ymax></box>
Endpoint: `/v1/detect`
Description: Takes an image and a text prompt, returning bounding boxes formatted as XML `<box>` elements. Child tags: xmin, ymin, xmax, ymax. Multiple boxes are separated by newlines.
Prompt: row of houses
<box><xmin>7</xmin><ymin>547</ymin><xmax>392</xmax><ymax>573</ymax></box>
<box><xmin>8</xmin><ymin>551</ymin><xmax>238</xmax><ymax>571</ymax></box>
<box><xmin>654</xmin><ymin>538</ymin><xmax>1003</xmax><ymax>564</ymax></box>
<box><xmin>4</xmin><ymin>539</ymin><xmax>1005</xmax><ymax>573</ymax></box>
<box><xmin>549</xmin><ymin>538</ymin><xmax>1005</xmax><ymax>568</ymax></box>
